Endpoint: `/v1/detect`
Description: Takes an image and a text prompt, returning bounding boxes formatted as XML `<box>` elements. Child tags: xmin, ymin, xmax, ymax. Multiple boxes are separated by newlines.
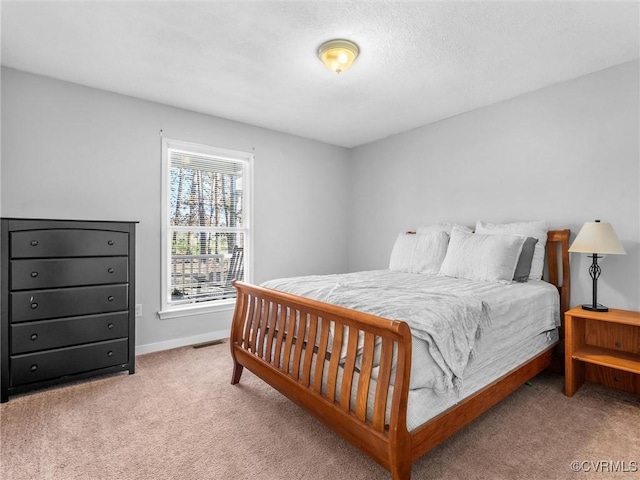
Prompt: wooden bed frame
<box><xmin>230</xmin><ymin>229</ymin><xmax>570</xmax><ymax>479</ymax></box>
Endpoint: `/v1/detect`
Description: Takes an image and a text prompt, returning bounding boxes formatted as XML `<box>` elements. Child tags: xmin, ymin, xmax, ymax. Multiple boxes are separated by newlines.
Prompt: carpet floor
<box><xmin>1</xmin><ymin>341</ymin><xmax>638</xmax><ymax>480</ymax></box>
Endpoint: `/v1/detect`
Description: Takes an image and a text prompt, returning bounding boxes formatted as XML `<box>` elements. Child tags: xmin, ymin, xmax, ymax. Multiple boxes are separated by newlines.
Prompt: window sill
<box><xmin>158</xmin><ymin>299</ymin><xmax>236</xmax><ymax>320</ymax></box>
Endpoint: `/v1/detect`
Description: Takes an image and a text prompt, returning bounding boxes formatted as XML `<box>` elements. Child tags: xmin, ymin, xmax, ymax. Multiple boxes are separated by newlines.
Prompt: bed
<box><xmin>229</xmin><ymin>226</ymin><xmax>570</xmax><ymax>480</ymax></box>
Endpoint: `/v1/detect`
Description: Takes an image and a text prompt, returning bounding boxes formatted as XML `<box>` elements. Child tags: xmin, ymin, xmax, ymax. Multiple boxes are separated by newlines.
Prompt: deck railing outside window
<box><xmin>170</xmin><ymin>247</ymin><xmax>244</xmax><ymax>304</ymax></box>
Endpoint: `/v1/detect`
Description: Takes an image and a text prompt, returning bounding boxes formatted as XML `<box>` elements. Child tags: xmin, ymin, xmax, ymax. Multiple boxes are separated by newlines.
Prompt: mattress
<box><xmin>405</xmin><ymin>328</ymin><xmax>558</xmax><ymax>431</ymax></box>
<box><xmin>405</xmin><ymin>277</ymin><xmax>559</xmax><ymax>392</ymax></box>
<box><xmin>262</xmin><ymin>270</ymin><xmax>560</xmax><ymax>395</ymax></box>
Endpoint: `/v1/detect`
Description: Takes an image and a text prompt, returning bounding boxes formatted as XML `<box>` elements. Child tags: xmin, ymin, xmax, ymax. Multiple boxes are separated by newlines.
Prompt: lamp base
<box><xmin>581</xmin><ymin>304</ymin><xmax>609</xmax><ymax>312</ymax></box>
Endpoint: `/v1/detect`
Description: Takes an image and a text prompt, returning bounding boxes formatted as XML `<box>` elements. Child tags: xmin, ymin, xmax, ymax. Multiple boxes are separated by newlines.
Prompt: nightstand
<box><xmin>564</xmin><ymin>306</ymin><xmax>640</xmax><ymax>396</ymax></box>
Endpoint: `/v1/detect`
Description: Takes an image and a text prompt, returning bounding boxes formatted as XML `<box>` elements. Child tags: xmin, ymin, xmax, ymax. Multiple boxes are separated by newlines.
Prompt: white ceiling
<box><xmin>2</xmin><ymin>1</ymin><xmax>639</xmax><ymax>148</ymax></box>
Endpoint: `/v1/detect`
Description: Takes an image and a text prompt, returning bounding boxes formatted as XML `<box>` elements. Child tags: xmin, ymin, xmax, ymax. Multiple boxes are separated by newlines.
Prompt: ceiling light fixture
<box><xmin>317</xmin><ymin>39</ymin><xmax>359</xmax><ymax>74</ymax></box>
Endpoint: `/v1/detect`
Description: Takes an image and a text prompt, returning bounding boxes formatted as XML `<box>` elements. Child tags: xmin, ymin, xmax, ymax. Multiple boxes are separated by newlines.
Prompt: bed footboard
<box><xmin>230</xmin><ymin>280</ymin><xmax>413</xmax><ymax>479</ymax></box>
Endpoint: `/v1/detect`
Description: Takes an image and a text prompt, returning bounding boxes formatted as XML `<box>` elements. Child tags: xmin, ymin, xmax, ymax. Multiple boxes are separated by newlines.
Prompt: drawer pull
<box><xmin>30</xmin><ymin>302</ymin><xmax>38</xmax><ymax>310</ymax></box>
<box><xmin>108</xmin><ymin>296</ymin><xmax>115</xmax><ymax>302</ymax></box>
<box><xmin>107</xmin><ymin>351</ymin><xmax>114</xmax><ymax>357</ymax></box>
<box><xmin>614</xmin><ymin>376</ymin><xmax>621</xmax><ymax>382</ymax></box>
<box><xmin>615</xmin><ymin>341</ymin><xmax>622</xmax><ymax>348</ymax></box>
<box><xmin>108</xmin><ymin>240</ymin><xmax>115</xmax><ymax>246</ymax></box>
<box><xmin>31</xmin><ymin>333</ymin><xmax>38</xmax><ymax>341</ymax></box>
<box><xmin>30</xmin><ymin>271</ymin><xmax>39</xmax><ymax>278</ymax></box>
<box><xmin>108</xmin><ymin>267</ymin><xmax>115</xmax><ymax>274</ymax></box>
<box><xmin>30</xmin><ymin>240</ymin><xmax>39</xmax><ymax>246</ymax></box>
<box><xmin>30</xmin><ymin>365</ymin><xmax>38</xmax><ymax>372</ymax></box>
<box><xmin>107</xmin><ymin>323</ymin><xmax>115</xmax><ymax>330</ymax></box>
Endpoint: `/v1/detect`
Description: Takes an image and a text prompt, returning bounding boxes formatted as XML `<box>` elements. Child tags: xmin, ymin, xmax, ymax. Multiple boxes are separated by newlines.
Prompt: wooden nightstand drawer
<box><xmin>585</xmin><ymin>364</ymin><xmax>640</xmax><ymax>395</ymax></box>
<box><xmin>10</xmin><ymin>257</ymin><xmax>129</xmax><ymax>290</ymax></box>
<box><xmin>10</xmin><ymin>338</ymin><xmax>129</xmax><ymax>386</ymax></box>
<box><xmin>10</xmin><ymin>284</ymin><xmax>128</xmax><ymax>322</ymax></box>
<box><xmin>10</xmin><ymin>312</ymin><xmax>129</xmax><ymax>354</ymax></box>
<box><xmin>10</xmin><ymin>229</ymin><xmax>129</xmax><ymax>258</ymax></box>
<box><xmin>584</xmin><ymin>319</ymin><xmax>640</xmax><ymax>354</ymax></box>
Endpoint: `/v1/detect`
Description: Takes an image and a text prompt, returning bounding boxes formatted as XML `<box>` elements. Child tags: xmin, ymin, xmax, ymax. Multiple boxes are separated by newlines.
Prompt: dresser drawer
<box><xmin>11</xmin><ymin>312</ymin><xmax>129</xmax><ymax>354</ymax></box>
<box><xmin>11</xmin><ymin>284</ymin><xmax>128</xmax><ymax>322</ymax></box>
<box><xmin>11</xmin><ymin>229</ymin><xmax>129</xmax><ymax>258</ymax></box>
<box><xmin>10</xmin><ymin>257</ymin><xmax>129</xmax><ymax>290</ymax></box>
<box><xmin>10</xmin><ymin>338</ymin><xmax>129</xmax><ymax>386</ymax></box>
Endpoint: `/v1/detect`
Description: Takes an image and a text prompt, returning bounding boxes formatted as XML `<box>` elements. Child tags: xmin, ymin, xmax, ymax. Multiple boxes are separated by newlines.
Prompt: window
<box><xmin>160</xmin><ymin>138</ymin><xmax>252</xmax><ymax>317</ymax></box>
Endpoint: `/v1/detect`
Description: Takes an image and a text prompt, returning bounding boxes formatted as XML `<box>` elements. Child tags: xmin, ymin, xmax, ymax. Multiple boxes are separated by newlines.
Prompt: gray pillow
<box><xmin>513</xmin><ymin>237</ymin><xmax>538</xmax><ymax>282</ymax></box>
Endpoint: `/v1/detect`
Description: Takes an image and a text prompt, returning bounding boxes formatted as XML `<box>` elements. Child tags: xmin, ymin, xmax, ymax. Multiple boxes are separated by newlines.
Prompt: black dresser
<box><xmin>1</xmin><ymin>218</ymin><xmax>136</xmax><ymax>402</ymax></box>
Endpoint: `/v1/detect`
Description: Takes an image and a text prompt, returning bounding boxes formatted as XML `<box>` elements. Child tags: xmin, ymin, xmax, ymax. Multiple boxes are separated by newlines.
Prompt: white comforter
<box><xmin>262</xmin><ymin>270</ymin><xmax>559</xmax><ymax>394</ymax></box>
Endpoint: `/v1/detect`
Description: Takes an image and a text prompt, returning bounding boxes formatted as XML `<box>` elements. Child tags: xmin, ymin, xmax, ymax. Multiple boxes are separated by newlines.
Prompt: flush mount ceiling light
<box><xmin>317</xmin><ymin>39</ymin><xmax>359</xmax><ymax>74</ymax></box>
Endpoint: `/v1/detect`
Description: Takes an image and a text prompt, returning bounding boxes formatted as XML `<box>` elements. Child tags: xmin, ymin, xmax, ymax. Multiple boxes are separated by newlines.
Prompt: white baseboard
<box><xmin>135</xmin><ymin>329</ymin><xmax>230</xmax><ymax>355</ymax></box>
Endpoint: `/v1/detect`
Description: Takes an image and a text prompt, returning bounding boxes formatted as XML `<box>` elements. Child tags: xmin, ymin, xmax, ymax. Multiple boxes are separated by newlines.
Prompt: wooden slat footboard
<box><xmin>230</xmin><ymin>281</ymin><xmax>413</xmax><ymax>479</ymax></box>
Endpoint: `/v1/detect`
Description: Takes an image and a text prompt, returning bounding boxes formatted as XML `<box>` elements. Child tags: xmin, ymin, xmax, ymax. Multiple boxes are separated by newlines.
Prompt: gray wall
<box><xmin>2</xmin><ymin>60</ymin><xmax>639</xmax><ymax>355</ymax></box>
<box><xmin>349</xmin><ymin>60</ymin><xmax>640</xmax><ymax>310</ymax></box>
<box><xmin>1</xmin><ymin>67</ymin><xmax>350</xmax><ymax>352</ymax></box>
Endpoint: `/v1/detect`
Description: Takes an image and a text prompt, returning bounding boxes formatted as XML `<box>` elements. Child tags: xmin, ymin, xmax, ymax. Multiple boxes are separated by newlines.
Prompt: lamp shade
<box><xmin>568</xmin><ymin>221</ymin><xmax>626</xmax><ymax>254</ymax></box>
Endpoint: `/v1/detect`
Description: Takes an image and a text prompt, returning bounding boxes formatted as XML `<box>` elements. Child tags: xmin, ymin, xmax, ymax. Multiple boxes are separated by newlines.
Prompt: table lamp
<box><xmin>568</xmin><ymin>220</ymin><xmax>626</xmax><ymax>312</ymax></box>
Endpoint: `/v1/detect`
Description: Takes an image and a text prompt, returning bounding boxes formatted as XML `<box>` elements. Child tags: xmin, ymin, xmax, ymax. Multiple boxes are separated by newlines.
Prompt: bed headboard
<box><xmin>546</xmin><ymin>229</ymin><xmax>571</xmax><ymax>315</ymax></box>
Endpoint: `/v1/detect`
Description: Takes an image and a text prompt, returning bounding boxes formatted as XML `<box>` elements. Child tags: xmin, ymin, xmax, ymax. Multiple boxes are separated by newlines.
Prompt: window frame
<box><xmin>159</xmin><ymin>137</ymin><xmax>253</xmax><ymax>319</ymax></box>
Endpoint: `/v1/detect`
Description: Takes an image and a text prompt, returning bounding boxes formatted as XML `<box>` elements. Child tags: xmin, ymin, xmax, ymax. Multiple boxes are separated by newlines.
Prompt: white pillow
<box><xmin>389</xmin><ymin>231</ymin><xmax>449</xmax><ymax>274</ymax></box>
<box><xmin>474</xmin><ymin>220</ymin><xmax>550</xmax><ymax>281</ymax></box>
<box><xmin>417</xmin><ymin>223</ymin><xmax>472</xmax><ymax>235</ymax></box>
<box><xmin>439</xmin><ymin>226</ymin><xmax>526</xmax><ymax>283</ymax></box>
